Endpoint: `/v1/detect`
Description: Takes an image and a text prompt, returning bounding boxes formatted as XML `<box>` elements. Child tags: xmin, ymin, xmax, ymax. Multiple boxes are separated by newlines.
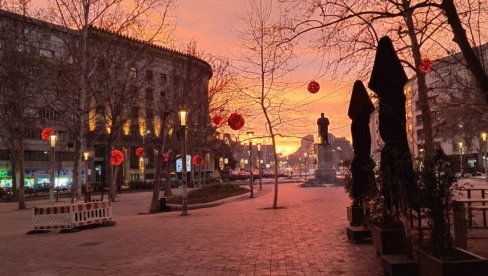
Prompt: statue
<box><xmin>317</xmin><ymin>113</ymin><xmax>330</xmax><ymax>145</ymax></box>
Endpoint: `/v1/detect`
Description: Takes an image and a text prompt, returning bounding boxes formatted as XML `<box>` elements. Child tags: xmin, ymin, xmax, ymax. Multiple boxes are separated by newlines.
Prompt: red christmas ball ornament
<box><xmin>227</xmin><ymin>113</ymin><xmax>245</xmax><ymax>131</ymax></box>
<box><xmin>419</xmin><ymin>58</ymin><xmax>433</xmax><ymax>73</ymax></box>
<box><xmin>111</xmin><ymin>149</ymin><xmax>124</xmax><ymax>166</ymax></box>
<box><xmin>307</xmin><ymin>81</ymin><xmax>320</xmax><ymax>94</ymax></box>
<box><xmin>212</xmin><ymin>114</ymin><xmax>224</xmax><ymax>126</ymax></box>
<box><xmin>135</xmin><ymin>147</ymin><xmax>144</xmax><ymax>157</ymax></box>
<box><xmin>40</xmin><ymin>128</ymin><xmax>55</xmax><ymax>141</ymax></box>
<box><xmin>162</xmin><ymin>153</ymin><xmax>169</xmax><ymax>162</ymax></box>
<box><xmin>192</xmin><ymin>155</ymin><xmax>200</xmax><ymax>166</ymax></box>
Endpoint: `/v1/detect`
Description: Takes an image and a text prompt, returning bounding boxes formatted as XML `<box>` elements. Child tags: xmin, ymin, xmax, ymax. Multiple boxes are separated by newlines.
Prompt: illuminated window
<box><xmin>129</xmin><ymin>67</ymin><xmax>137</xmax><ymax>78</ymax></box>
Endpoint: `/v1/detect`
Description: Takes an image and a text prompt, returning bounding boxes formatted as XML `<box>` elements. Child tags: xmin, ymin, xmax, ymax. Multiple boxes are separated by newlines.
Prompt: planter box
<box><xmin>382</xmin><ymin>254</ymin><xmax>418</xmax><ymax>276</ymax></box>
<box><xmin>371</xmin><ymin>224</ymin><xmax>405</xmax><ymax>255</ymax></box>
<box><xmin>347</xmin><ymin>206</ymin><xmax>364</xmax><ymax>226</ymax></box>
<box><xmin>417</xmin><ymin>248</ymin><xmax>488</xmax><ymax>276</ymax></box>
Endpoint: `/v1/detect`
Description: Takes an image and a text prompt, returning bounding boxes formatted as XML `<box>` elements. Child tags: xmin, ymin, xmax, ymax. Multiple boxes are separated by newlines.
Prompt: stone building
<box><xmin>0</xmin><ymin>9</ymin><xmax>212</xmax><ymax>190</ymax></box>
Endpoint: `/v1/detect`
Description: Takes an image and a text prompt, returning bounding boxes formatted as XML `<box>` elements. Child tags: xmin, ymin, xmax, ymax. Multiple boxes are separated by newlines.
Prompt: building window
<box><xmin>416</xmin><ymin>129</ymin><xmax>424</xmax><ymax>140</ymax></box>
<box><xmin>25</xmin><ymin>128</ymin><xmax>41</xmax><ymax>140</ymax></box>
<box><xmin>129</xmin><ymin>67</ymin><xmax>137</xmax><ymax>78</ymax></box>
<box><xmin>145</xmin><ymin>70</ymin><xmax>153</xmax><ymax>82</ymax></box>
<box><xmin>160</xmin><ymin>73</ymin><xmax>167</xmax><ymax>85</ymax></box>
<box><xmin>39</xmin><ymin>48</ymin><xmax>54</xmax><ymax>58</ymax></box>
<box><xmin>416</xmin><ymin>115</ymin><xmax>423</xmax><ymax>126</ymax></box>
<box><xmin>39</xmin><ymin>108</ymin><xmax>60</xmax><ymax>120</ymax></box>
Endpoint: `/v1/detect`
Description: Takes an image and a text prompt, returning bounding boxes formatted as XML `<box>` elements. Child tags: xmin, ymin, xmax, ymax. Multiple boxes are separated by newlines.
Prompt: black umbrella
<box><xmin>348</xmin><ymin>80</ymin><xmax>375</xmax><ymax>206</ymax></box>
<box><xmin>368</xmin><ymin>36</ymin><xmax>415</xmax><ymax>212</ymax></box>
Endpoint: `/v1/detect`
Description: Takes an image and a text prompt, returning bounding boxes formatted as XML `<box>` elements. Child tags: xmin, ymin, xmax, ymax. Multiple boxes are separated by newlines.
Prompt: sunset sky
<box><xmin>26</xmin><ymin>0</ymin><xmax>355</xmax><ymax>155</ymax></box>
<box><xmin>174</xmin><ymin>0</ymin><xmax>354</xmax><ymax>154</ymax></box>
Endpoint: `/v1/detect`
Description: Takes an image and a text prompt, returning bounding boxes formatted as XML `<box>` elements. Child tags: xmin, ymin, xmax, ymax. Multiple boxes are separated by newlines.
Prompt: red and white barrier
<box><xmin>32</xmin><ymin>200</ymin><xmax>112</xmax><ymax>231</ymax></box>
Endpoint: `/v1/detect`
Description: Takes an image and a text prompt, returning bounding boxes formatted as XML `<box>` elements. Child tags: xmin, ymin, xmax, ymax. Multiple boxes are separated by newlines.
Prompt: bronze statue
<box><xmin>317</xmin><ymin>113</ymin><xmax>330</xmax><ymax>145</ymax></box>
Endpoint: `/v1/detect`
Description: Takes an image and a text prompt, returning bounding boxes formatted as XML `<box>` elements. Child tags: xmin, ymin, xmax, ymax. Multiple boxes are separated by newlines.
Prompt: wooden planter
<box><xmin>417</xmin><ymin>248</ymin><xmax>488</xmax><ymax>276</ymax></box>
<box><xmin>371</xmin><ymin>224</ymin><xmax>405</xmax><ymax>255</ymax></box>
<box><xmin>347</xmin><ymin>206</ymin><xmax>364</xmax><ymax>226</ymax></box>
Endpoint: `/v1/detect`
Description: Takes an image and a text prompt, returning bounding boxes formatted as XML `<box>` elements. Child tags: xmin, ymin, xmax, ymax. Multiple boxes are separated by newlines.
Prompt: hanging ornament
<box><xmin>163</xmin><ymin>153</ymin><xmax>169</xmax><ymax>162</ymax></box>
<box><xmin>227</xmin><ymin>113</ymin><xmax>245</xmax><ymax>130</ymax></box>
<box><xmin>307</xmin><ymin>81</ymin><xmax>320</xmax><ymax>94</ymax></box>
<box><xmin>111</xmin><ymin>149</ymin><xmax>124</xmax><ymax>166</ymax></box>
<box><xmin>419</xmin><ymin>58</ymin><xmax>433</xmax><ymax>73</ymax></box>
<box><xmin>193</xmin><ymin>155</ymin><xmax>200</xmax><ymax>166</ymax></box>
<box><xmin>135</xmin><ymin>147</ymin><xmax>144</xmax><ymax>157</ymax></box>
<box><xmin>40</xmin><ymin>128</ymin><xmax>55</xmax><ymax>141</ymax></box>
<box><xmin>212</xmin><ymin>114</ymin><xmax>224</xmax><ymax>126</ymax></box>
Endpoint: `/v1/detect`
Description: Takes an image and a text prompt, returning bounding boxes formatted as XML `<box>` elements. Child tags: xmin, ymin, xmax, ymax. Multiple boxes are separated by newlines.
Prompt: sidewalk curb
<box><xmin>167</xmin><ymin>188</ymin><xmax>262</xmax><ymax>211</ymax></box>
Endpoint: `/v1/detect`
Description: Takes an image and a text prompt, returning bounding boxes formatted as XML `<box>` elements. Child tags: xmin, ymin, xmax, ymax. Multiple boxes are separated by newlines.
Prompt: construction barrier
<box><xmin>32</xmin><ymin>200</ymin><xmax>112</xmax><ymax>231</ymax></box>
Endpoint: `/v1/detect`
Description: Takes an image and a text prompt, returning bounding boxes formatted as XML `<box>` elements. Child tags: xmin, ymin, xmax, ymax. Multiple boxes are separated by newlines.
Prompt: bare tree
<box><xmin>0</xmin><ymin>7</ymin><xmax>57</xmax><ymax>209</ymax></box>
<box><xmin>43</xmin><ymin>0</ymin><xmax>175</xmax><ymax>202</ymax></box>
<box><xmin>235</xmin><ymin>0</ymin><xmax>300</xmax><ymax>209</ymax></box>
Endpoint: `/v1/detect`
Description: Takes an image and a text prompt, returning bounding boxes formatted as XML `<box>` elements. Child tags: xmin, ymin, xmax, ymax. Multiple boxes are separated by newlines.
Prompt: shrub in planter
<box><xmin>417</xmin><ymin>149</ymin><xmax>488</xmax><ymax>276</ymax></box>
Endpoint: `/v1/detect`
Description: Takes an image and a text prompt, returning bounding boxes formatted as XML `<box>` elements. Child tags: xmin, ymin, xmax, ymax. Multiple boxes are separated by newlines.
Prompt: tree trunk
<box><xmin>150</xmin><ymin>148</ymin><xmax>161</xmax><ymax>213</ymax></box>
<box><xmin>17</xmin><ymin>139</ymin><xmax>26</xmax><ymax>209</ymax></box>
<box><xmin>271</xmin><ymin>134</ymin><xmax>279</xmax><ymax>209</ymax></box>
<box><xmin>442</xmin><ymin>0</ymin><xmax>488</xmax><ymax>101</ymax></box>
<box><xmin>164</xmin><ymin>157</ymin><xmax>172</xmax><ymax>197</ymax></box>
<box><xmin>403</xmin><ymin>0</ymin><xmax>435</xmax><ymax>159</ymax></box>
<box><xmin>71</xmin><ymin>135</ymin><xmax>82</xmax><ymax>203</ymax></box>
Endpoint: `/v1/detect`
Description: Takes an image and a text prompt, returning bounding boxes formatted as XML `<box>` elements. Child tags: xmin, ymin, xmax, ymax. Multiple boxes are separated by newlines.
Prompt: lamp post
<box><xmin>84</xmin><ymin>151</ymin><xmax>90</xmax><ymax>202</ymax></box>
<box><xmin>142</xmin><ymin>130</ymin><xmax>150</xmax><ymax>186</ymax></box>
<box><xmin>459</xmin><ymin>142</ymin><xmax>464</xmax><ymax>177</ymax></box>
<box><xmin>482</xmin><ymin>132</ymin><xmax>487</xmax><ymax>182</ymax></box>
<box><xmin>257</xmin><ymin>143</ymin><xmax>262</xmax><ymax>190</ymax></box>
<box><xmin>49</xmin><ymin>134</ymin><xmax>57</xmax><ymax>204</ymax></box>
<box><xmin>179</xmin><ymin>110</ymin><xmax>189</xmax><ymax>216</ymax></box>
<box><xmin>247</xmin><ymin>131</ymin><xmax>254</xmax><ymax>198</ymax></box>
<box><xmin>304</xmin><ymin>152</ymin><xmax>308</xmax><ymax>181</ymax></box>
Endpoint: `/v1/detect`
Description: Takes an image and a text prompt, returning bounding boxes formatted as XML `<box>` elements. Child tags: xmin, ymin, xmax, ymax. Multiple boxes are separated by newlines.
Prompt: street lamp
<box><xmin>247</xmin><ymin>131</ymin><xmax>254</xmax><ymax>198</ymax></box>
<box><xmin>84</xmin><ymin>151</ymin><xmax>90</xmax><ymax>202</ymax></box>
<box><xmin>257</xmin><ymin>143</ymin><xmax>262</xmax><ymax>190</ymax></box>
<box><xmin>142</xmin><ymin>130</ymin><xmax>150</xmax><ymax>186</ymax></box>
<box><xmin>304</xmin><ymin>152</ymin><xmax>308</xmax><ymax>181</ymax></box>
<box><xmin>459</xmin><ymin>142</ymin><xmax>464</xmax><ymax>176</ymax></box>
<box><xmin>49</xmin><ymin>134</ymin><xmax>57</xmax><ymax>204</ymax></box>
<box><xmin>482</xmin><ymin>132</ymin><xmax>487</xmax><ymax>181</ymax></box>
<box><xmin>179</xmin><ymin>110</ymin><xmax>189</xmax><ymax>216</ymax></box>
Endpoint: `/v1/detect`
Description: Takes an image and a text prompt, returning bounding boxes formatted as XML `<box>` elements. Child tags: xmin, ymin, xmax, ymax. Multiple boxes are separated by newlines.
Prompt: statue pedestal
<box><xmin>302</xmin><ymin>144</ymin><xmax>337</xmax><ymax>187</ymax></box>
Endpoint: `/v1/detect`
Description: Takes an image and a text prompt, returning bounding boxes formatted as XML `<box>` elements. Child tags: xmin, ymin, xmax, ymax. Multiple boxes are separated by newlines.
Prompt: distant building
<box><xmin>406</xmin><ymin>43</ymin><xmax>488</xmax><ymax>171</ymax></box>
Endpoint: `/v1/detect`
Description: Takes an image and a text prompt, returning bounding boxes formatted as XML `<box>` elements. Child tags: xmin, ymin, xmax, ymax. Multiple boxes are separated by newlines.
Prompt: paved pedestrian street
<box><xmin>2</xmin><ymin>184</ymin><xmax>387</xmax><ymax>275</ymax></box>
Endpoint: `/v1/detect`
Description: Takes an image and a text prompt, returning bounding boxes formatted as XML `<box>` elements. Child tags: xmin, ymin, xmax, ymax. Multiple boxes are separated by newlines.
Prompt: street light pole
<box><xmin>459</xmin><ymin>142</ymin><xmax>464</xmax><ymax>176</ymax></box>
<box><xmin>247</xmin><ymin>131</ymin><xmax>254</xmax><ymax>198</ymax></box>
<box><xmin>179</xmin><ymin>110</ymin><xmax>189</xmax><ymax>216</ymax></box>
<box><xmin>257</xmin><ymin>143</ymin><xmax>262</xmax><ymax>190</ymax></box>
<box><xmin>482</xmin><ymin>132</ymin><xmax>487</xmax><ymax>182</ymax></box>
<box><xmin>49</xmin><ymin>134</ymin><xmax>57</xmax><ymax>204</ymax></box>
<box><xmin>84</xmin><ymin>151</ymin><xmax>90</xmax><ymax>202</ymax></box>
<box><xmin>304</xmin><ymin>152</ymin><xmax>308</xmax><ymax>181</ymax></box>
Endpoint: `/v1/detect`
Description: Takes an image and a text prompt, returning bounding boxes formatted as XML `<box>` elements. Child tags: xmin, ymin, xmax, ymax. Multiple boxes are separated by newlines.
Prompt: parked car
<box><xmin>34</xmin><ymin>183</ymin><xmax>50</xmax><ymax>193</ymax></box>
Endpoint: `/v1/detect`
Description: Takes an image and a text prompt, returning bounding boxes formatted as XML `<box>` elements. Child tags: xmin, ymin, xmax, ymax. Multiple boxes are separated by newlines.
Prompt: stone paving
<box><xmin>0</xmin><ymin>180</ymin><xmax>487</xmax><ymax>275</ymax></box>
<box><xmin>0</xmin><ymin>183</ymin><xmax>383</xmax><ymax>275</ymax></box>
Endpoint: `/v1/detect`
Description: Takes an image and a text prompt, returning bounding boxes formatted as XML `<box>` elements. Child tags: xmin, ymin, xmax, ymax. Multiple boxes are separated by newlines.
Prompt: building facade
<box><xmin>406</xmin><ymin>44</ymin><xmax>488</xmax><ymax>171</ymax></box>
<box><xmin>0</xmin><ymin>9</ymin><xmax>213</xmax><ymax>190</ymax></box>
